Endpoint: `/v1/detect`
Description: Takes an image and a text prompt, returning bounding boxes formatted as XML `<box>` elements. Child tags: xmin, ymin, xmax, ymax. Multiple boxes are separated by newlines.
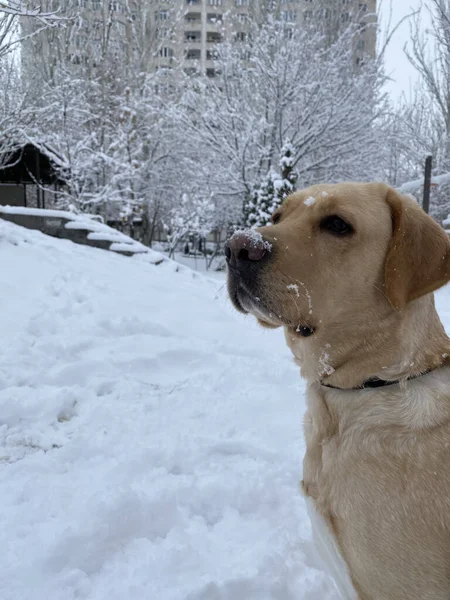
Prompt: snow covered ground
<box><xmin>1</xmin><ymin>220</ymin><xmax>449</xmax><ymax>600</ymax></box>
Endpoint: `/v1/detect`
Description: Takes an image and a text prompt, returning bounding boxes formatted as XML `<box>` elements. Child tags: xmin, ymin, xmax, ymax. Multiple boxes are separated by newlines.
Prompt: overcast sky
<box><xmin>380</xmin><ymin>0</ymin><xmax>433</xmax><ymax>103</ymax></box>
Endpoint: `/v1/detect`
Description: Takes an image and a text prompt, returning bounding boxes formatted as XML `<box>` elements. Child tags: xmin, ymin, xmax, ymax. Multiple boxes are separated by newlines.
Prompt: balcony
<box><xmin>206</xmin><ymin>32</ymin><xmax>222</xmax><ymax>43</ymax></box>
<box><xmin>185</xmin><ymin>48</ymin><xmax>201</xmax><ymax>60</ymax></box>
<box><xmin>206</xmin><ymin>67</ymin><xmax>221</xmax><ymax>77</ymax></box>
<box><xmin>184</xmin><ymin>31</ymin><xmax>202</xmax><ymax>43</ymax></box>
<box><xmin>185</xmin><ymin>12</ymin><xmax>201</xmax><ymax>25</ymax></box>
<box><xmin>184</xmin><ymin>67</ymin><xmax>200</xmax><ymax>76</ymax></box>
<box><xmin>207</xmin><ymin>13</ymin><xmax>223</xmax><ymax>24</ymax></box>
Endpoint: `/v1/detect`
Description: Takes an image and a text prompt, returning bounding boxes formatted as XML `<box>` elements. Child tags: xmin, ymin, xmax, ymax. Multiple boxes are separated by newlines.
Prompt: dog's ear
<box><xmin>384</xmin><ymin>187</ymin><xmax>450</xmax><ymax>310</ymax></box>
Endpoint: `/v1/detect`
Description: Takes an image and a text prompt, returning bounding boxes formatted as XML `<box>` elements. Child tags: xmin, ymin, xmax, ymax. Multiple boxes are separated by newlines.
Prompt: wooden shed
<box><xmin>0</xmin><ymin>143</ymin><xmax>66</xmax><ymax>208</ymax></box>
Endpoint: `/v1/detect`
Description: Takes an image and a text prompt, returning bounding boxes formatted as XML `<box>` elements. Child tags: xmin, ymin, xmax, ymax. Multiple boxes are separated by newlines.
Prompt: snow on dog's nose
<box><xmin>225</xmin><ymin>230</ymin><xmax>271</xmax><ymax>269</ymax></box>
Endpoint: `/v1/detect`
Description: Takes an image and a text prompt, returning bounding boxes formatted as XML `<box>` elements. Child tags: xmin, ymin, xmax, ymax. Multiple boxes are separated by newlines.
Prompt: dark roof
<box><xmin>0</xmin><ymin>143</ymin><xmax>67</xmax><ymax>186</ymax></box>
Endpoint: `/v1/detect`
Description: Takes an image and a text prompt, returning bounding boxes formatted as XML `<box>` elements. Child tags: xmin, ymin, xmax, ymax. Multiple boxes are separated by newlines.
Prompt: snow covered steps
<box><xmin>0</xmin><ymin>206</ymin><xmax>149</xmax><ymax>257</ymax></box>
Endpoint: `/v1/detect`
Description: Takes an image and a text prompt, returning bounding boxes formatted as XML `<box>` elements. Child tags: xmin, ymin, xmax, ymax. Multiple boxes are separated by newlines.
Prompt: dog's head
<box><xmin>226</xmin><ymin>183</ymin><xmax>450</xmax><ymax>375</ymax></box>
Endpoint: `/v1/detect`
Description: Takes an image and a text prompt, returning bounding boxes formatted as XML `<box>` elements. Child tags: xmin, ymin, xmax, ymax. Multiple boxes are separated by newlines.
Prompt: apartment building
<box><xmin>23</xmin><ymin>0</ymin><xmax>376</xmax><ymax>78</ymax></box>
<box><xmin>154</xmin><ymin>0</ymin><xmax>377</xmax><ymax>75</ymax></box>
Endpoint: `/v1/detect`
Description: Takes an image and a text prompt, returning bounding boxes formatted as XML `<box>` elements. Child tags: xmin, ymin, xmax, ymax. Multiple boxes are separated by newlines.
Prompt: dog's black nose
<box><xmin>225</xmin><ymin>230</ymin><xmax>268</xmax><ymax>268</ymax></box>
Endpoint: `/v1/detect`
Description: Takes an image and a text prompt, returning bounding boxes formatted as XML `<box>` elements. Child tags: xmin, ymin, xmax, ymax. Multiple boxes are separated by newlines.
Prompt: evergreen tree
<box><xmin>275</xmin><ymin>140</ymin><xmax>298</xmax><ymax>201</ymax></box>
<box><xmin>244</xmin><ymin>141</ymin><xmax>298</xmax><ymax>228</ymax></box>
<box><xmin>244</xmin><ymin>170</ymin><xmax>278</xmax><ymax>228</ymax></box>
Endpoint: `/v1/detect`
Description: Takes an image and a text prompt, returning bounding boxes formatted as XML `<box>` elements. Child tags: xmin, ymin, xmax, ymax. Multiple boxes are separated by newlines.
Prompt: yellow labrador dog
<box><xmin>225</xmin><ymin>183</ymin><xmax>450</xmax><ymax>600</ymax></box>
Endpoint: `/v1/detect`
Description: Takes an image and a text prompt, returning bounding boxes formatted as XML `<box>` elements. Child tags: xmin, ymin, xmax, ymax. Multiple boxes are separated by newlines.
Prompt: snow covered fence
<box><xmin>398</xmin><ymin>171</ymin><xmax>450</xmax><ymax>195</ymax></box>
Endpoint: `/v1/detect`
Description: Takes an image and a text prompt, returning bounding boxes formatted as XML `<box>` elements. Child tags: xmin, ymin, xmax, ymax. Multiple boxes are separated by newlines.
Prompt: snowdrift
<box><xmin>1</xmin><ymin>220</ymin><xmax>449</xmax><ymax>600</ymax></box>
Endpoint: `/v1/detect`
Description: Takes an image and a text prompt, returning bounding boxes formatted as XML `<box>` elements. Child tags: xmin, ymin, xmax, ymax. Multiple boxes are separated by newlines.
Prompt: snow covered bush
<box><xmin>164</xmin><ymin>193</ymin><xmax>216</xmax><ymax>258</ymax></box>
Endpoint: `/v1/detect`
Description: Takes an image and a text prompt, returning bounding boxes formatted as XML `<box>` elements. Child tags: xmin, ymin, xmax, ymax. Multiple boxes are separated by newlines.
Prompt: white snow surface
<box><xmin>304</xmin><ymin>197</ymin><xmax>316</xmax><ymax>207</ymax></box>
<box><xmin>109</xmin><ymin>241</ymin><xmax>149</xmax><ymax>254</ymax></box>
<box><xmin>2</xmin><ymin>220</ymin><xmax>449</xmax><ymax>600</ymax></box>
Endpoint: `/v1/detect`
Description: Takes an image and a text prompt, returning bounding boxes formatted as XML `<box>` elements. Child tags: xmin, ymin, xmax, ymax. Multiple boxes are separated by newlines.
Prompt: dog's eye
<box><xmin>272</xmin><ymin>212</ymin><xmax>281</xmax><ymax>225</ymax></box>
<box><xmin>320</xmin><ymin>215</ymin><xmax>353</xmax><ymax>235</ymax></box>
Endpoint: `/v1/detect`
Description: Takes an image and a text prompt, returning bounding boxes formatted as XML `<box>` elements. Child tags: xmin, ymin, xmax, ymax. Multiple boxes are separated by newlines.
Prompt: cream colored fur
<box><xmin>228</xmin><ymin>183</ymin><xmax>450</xmax><ymax>599</ymax></box>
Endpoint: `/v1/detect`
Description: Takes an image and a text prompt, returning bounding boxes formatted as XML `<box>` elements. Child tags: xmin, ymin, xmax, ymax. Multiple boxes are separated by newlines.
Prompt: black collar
<box><xmin>321</xmin><ymin>369</ymin><xmax>433</xmax><ymax>391</ymax></box>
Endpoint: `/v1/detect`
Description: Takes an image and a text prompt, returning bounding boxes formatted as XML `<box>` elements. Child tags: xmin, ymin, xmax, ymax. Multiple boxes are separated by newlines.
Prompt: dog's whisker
<box><xmin>274</xmin><ymin>266</ymin><xmax>314</xmax><ymax>317</ymax></box>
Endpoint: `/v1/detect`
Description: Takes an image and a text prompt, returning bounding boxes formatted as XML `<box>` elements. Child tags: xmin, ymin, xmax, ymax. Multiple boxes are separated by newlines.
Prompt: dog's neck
<box><xmin>288</xmin><ymin>293</ymin><xmax>450</xmax><ymax>390</ymax></box>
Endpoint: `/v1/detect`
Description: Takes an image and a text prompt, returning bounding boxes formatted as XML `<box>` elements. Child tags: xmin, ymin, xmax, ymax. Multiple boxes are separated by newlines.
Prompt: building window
<box><xmin>186</xmin><ymin>0</ymin><xmax>199</xmax><ymax>5</ymax></box>
<box><xmin>157</xmin><ymin>28</ymin><xmax>172</xmax><ymax>39</ymax></box>
<box><xmin>156</xmin><ymin>10</ymin><xmax>169</xmax><ymax>20</ymax></box>
<box><xmin>206</xmin><ymin>49</ymin><xmax>219</xmax><ymax>59</ymax></box>
<box><xmin>234</xmin><ymin>31</ymin><xmax>248</xmax><ymax>42</ymax></box>
<box><xmin>237</xmin><ymin>13</ymin><xmax>249</xmax><ymax>23</ymax></box>
<box><xmin>186</xmin><ymin>49</ymin><xmax>201</xmax><ymax>59</ymax></box>
<box><xmin>356</xmin><ymin>39</ymin><xmax>365</xmax><ymax>51</ymax></box>
<box><xmin>239</xmin><ymin>49</ymin><xmax>251</xmax><ymax>60</ymax></box>
<box><xmin>184</xmin><ymin>31</ymin><xmax>201</xmax><ymax>42</ymax></box>
<box><xmin>159</xmin><ymin>47</ymin><xmax>174</xmax><ymax>58</ymax></box>
<box><xmin>208</xmin><ymin>0</ymin><xmax>222</xmax><ymax>6</ymax></box>
<box><xmin>185</xmin><ymin>13</ymin><xmax>201</xmax><ymax>22</ymax></box>
<box><xmin>281</xmin><ymin>10</ymin><xmax>296</xmax><ymax>21</ymax></box>
<box><xmin>359</xmin><ymin>2</ymin><xmax>367</xmax><ymax>10</ymax></box>
<box><xmin>235</xmin><ymin>0</ymin><xmax>249</xmax><ymax>5</ymax></box>
<box><xmin>207</xmin><ymin>13</ymin><xmax>223</xmax><ymax>22</ymax></box>
<box><xmin>304</xmin><ymin>9</ymin><xmax>312</xmax><ymax>20</ymax></box>
<box><xmin>92</xmin><ymin>0</ymin><xmax>101</xmax><ymax>10</ymax></box>
<box><xmin>207</xmin><ymin>32</ymin><xmax>222</xmax><ymax>42</ymax></box>
<box><xmin>341</xmin><ymin>11</ymin><xmax>350</xmax><ymax>22</ymax></box>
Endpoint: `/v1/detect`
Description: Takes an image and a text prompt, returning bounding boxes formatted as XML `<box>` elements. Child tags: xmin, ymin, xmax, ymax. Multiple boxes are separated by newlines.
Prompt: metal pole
<box><xmin>35</xmin><ymin>148</ymin><xmax>41</xmax><ymax>209</ymax></box>
<box><xmin>423</xmin><ymin>155</ymin><xmax>433</xmax><ymax>214</ymax></box>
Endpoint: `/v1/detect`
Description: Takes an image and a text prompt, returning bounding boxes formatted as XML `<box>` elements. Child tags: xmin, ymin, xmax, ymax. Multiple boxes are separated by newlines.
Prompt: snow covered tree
<box><xmin>0</xmin><ymin>1</ymin><xmax>64</xmax><ymax>168</ymax></box>
<box><xmin>275</xmin><ymin>139</ymin><xmax>298</xmax><ymax>202</ymax></box>
<box><xmin>0</xmin><ymin>0</ymin><xmax>393</xmax><ymax>249</ymax></box>
<box><xmin>403</xmin><ymin>0</ymin><xmax>450</xmax><ymax>221</ymax></box>
<box><xmin>20</xmin><ymin>0</ymin><xmax>179</xmax><ymax>230</ymax></box>
<box><xmin>173</xmin><ymin>16</ymin><xmax>388</xmax><ymax>226</ymax></box>
<box><xmin>0</xmin><ymin>0</ymin><xmax>63</xmax><ymax>60</ymax></box>
<box><xmin>244</xmin><ymin>171</ymin><xmax>278</xmax><ymax>228</ymax></box>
